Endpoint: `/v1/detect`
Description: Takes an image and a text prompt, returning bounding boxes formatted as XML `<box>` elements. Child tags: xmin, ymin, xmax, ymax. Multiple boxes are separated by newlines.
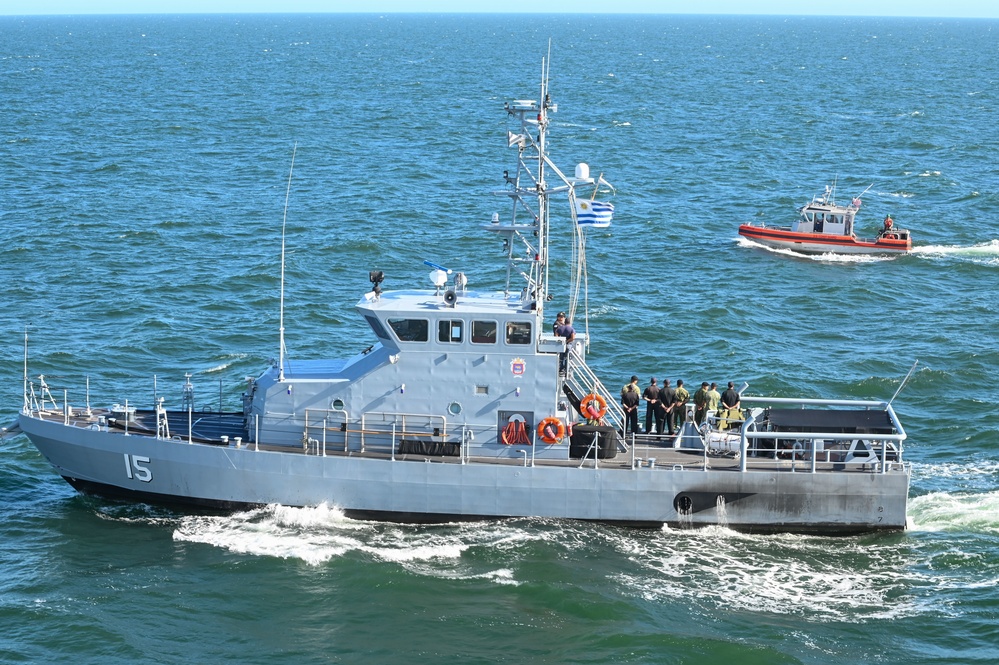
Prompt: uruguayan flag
<box><xmin>574</xmin><ymin>199</ymin><xmax>614</xmax><ymax>228</ymax></box>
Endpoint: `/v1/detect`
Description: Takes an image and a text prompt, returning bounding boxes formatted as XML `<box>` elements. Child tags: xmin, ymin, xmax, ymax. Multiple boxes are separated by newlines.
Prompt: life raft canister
<box><xmin>579</xmin><ymin>393</ymin><xmax>608</xmax><ymax>420</ymax></box>
<box><xmin>537</xmin><ymin>417</ymin><xmax>566</xmax><ymax>444</ymax></box>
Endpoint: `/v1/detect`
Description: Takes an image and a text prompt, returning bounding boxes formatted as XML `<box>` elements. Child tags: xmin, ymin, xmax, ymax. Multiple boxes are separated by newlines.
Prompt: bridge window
<box><xmin>506</xmin><ymin>321</ymin><xmax>532</xmax><ymax>345</ymax></box>
<box><xmin>387</xmin><ymin>318</ymin><xmax>429</xmax><ymax>342</ymax></box>
<box><xmin>471</xmin><ymin>320</ymin><xmax>497</xmax><ymax>344</ymax></box>
<box><xmin>364</xmin><ymin>315</ymin><xmax>390</xmax><ymax>340</ymax></box>
<box><xmin>438</xmin><ymin>319</ymin><xmax>464</xmax><ymax>343</ymax></box>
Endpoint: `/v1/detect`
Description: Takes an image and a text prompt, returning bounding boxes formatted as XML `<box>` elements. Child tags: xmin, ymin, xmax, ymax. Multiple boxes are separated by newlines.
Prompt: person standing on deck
<box><xmin>672</xmin><ymin>379</ymin><xmax>689</xmax><ymax>429</ymax></box>
<box><xmin>693</xmin><ymin>382</ymin><xmax>710</xmax><ymax>426</ymax></box>
<box><xmin>553</xmin><ymin>312</ymin><xmax>575</xmax><ymax>376</ymax></box>
<box><xmin>621</xmin><ymin>376</ymin><xmax>641</xmax><ymax>436</ymax></box>
<box><xmin>707</xmin><ymin>382</ymin><xmax>722</xmax><ymax>414</ymax></box>
<box><xmin>642</xmin><ymin>378</ymin><xmax>660</xmax><ymax>434</ymax></box>
<box><xmin>721</xmin><ymin>381</ymin><xmax>741</xmax><ymax>412</ymax></box>
<box><xmin>719</xmin><ymin>381</ymin><xmax>742</xmax><ymax>429</ymax></box>
<box><xmin>657</xmin><ymin>378</ymin><xmax>675</xmax><ymax>435</ymax></box>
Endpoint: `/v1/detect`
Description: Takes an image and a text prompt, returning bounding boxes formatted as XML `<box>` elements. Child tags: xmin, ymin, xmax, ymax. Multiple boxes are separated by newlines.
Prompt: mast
<box><xmin>497</xmin><ymin>54</ymin><xmax>555</xmax><ymax>318</ymax></box>
<box><xmin>536</xmin><ymin>54</ymin><xmax>551</xmax><ymax>321</ymax></box>
<box><xmin>493</xmin><ymin>46</ymin><xmax>612</xmax><ymax>332</ymax></box>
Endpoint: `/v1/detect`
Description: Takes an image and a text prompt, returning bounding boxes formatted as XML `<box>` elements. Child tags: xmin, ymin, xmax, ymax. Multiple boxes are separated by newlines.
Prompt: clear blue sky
<box><xmin>2</xmin><ymin>1</ymin><xmax>997</xmax><ymax>18</ymax></box>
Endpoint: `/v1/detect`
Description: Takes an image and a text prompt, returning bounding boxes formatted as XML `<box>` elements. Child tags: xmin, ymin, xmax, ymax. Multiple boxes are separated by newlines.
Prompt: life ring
<box><xmin>537</xmin><ymin>417</ymin><xmax>566</xmax><ymax>444</ymax></box>
<box><xmin>884</xmin><ymin>233</ymin><xmax>897</xmax><ymax>240</ymax></box>
<box><xmin>579</xmin><ymin>393</ymin><xmax>607</xmax><ymax>420</ymax></box>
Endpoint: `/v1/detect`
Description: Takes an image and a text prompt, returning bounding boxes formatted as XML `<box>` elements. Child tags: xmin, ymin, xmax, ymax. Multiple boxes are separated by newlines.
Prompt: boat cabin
<box><xmin>244</xmin><ymin>285</ymin><xmax>585</xmax><ymax>460</ymax></box>
<box><xmin>792</xmin><ymin>202</ymin><xmax>855</xmax><ymax>236</ymax></box>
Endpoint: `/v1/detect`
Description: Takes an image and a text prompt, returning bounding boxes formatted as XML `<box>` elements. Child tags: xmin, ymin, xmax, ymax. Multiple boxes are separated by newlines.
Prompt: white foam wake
<box><xmin>908</xmin><ymin>490</ymin><xmax>999</xmax><ymax>534</ymax></box>
<box><xmin>911</xmin><ymin>240</ymin><xmax>999</xmax><ymax>263</ymax></box>
<box><xmin>734</xmin><ymin>236</ymin><xmax>893</xmax><ymax>263</ymax></box>
<box><xmin>172</xmin><ymin>503</ymin><xmax>527</xmax><ymax>583</ymax></box>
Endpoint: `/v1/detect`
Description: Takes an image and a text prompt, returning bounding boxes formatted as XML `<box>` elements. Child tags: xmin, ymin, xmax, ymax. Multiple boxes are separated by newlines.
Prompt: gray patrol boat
<box><xmin>13</xmin><ymin>57</ymin><xmax>911</xmax><ymax>534</ymax></box>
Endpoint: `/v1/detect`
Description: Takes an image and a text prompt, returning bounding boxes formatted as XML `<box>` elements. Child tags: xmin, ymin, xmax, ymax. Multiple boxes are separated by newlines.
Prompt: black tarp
<box><xmin>763</xmin><ymin>409</ymin><xmax>894</xmax><ymax>434</ymax></box>
<box><xmin>569</xmin><ymin>424</ymin><xmax>619</xmax><ymax>459</ymax></box>
<box><xmin>398</xmin><ymin>440</ymin><xmax>460</xmax><ymax>456</ymax></box>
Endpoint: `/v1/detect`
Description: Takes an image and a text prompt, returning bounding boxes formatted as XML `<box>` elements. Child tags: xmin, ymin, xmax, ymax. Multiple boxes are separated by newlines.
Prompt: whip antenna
<box><xmin>22</xmin><ymin>326</ymin><xmax>29</xmax><ymax>413</ymax></box>
<box><xmin>278</xmin><ymin>143</ymin><xmax>297</xmax><ymax>382</ymax></box>
<box><xmin>888</xmin><ymin>360</ymin><xmax>918</xmax><ymax>407</ymax></box>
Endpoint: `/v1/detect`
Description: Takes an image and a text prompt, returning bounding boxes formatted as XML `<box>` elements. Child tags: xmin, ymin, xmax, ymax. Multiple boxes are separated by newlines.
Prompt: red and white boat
<box><xmin>739</xmin><ymin>184</ymin><xmax>912</xmax><ymax>255</ymax></box>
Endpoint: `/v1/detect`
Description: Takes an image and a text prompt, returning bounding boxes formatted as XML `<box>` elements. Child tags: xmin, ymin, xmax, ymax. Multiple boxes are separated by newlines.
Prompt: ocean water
<box><xmin>2</xmin><ymin>13</ymin><xmax>998</xmax><ymax>664</ymax></box>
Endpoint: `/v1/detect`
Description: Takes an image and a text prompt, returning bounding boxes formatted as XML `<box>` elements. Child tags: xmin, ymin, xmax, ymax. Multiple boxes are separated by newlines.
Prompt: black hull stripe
<box><xmin>62</xmin><ymin>476</ymin><xmax>901</xmax><ymax>536</ymax></box>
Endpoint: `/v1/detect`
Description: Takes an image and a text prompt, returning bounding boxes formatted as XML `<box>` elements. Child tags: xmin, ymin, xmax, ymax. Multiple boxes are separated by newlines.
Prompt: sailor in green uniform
<box><xmin>693</xmin><ymin>382</ymin><xmax>710</xmax><ymax>425</ymax></box>
<box><xmin>672</xmin><ymin>379</ymin><xmax>689</xmax><ymax>428</ymax></box>
<box><xmin>707</xmin><ymin>382</ymin><xmax>721</xmax><ymax>413</ymax></box>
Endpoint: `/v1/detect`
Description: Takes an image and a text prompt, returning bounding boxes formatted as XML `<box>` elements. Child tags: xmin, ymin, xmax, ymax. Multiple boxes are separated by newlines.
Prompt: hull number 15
<box><xmin>123</xmin><ymin>454</ymin><xmax>152</xmax><ymax>482</ymax></box>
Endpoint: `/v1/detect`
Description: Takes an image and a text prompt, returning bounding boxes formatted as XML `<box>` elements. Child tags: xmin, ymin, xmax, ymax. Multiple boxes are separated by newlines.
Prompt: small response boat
<box><xmin>739</xmin><ymin>184</ymin><xmax>912</xmax><ymax>255</ymax></box>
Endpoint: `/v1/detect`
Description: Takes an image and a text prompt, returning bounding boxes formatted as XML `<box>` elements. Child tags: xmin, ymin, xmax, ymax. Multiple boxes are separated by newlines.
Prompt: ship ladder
<box><xmin>562</xmin><ymin>354</ymin><xmax>626</xmax><ymax>450</ymax></box>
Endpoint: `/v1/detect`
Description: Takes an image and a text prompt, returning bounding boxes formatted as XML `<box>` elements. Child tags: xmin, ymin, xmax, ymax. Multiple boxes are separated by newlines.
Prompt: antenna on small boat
<box><xmin>22</xmin><ymin>326</ymin><xmax>29</xmax><ymax>413</ymax></box>
<box><xmin>888</xmin><ymin>360</ymin><xmax>919</xmax><ymax>407</ymax></box>
<box><xmin>278</xmin><ymin>143</ymin><xmax>297</xmax><ymax>382</ymax></box>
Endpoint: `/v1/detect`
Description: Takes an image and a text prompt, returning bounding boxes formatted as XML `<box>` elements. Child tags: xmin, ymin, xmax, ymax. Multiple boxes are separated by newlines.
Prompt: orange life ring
<box><xmin>537</xmin><ymin>417</ymin><xmax>566</xmax><ymax>444</ymax></box>
<box><xmin>579</xmin><ymin>393</ymin><xmax>607</xmax><ymax>420</ymax></box>
<box><xmin>884</xmin><ymin>233</ymin><xmax>897</xmax><ymax>240</ymax></box>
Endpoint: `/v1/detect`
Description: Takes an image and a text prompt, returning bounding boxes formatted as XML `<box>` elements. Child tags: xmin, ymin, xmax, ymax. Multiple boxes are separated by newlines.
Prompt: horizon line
<box><xmin>1</xmin><ymin>10</ymin><xmax>998</xmax><ymax>18</ymax></box>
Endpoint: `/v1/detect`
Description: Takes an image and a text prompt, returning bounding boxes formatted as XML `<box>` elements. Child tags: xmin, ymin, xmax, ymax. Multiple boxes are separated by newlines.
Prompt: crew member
<box><xmin>693</xmin><ymin>382</ymin><xmax>710</xmax><ymax>426</ymax></box>
<box><xmin>642</xmin><ymin>378</ymin><xmax>660</xmax><ymax>434</ymax></box>
<box><xmin>672</xmin><ymin>379</ymin><xmax>689</xmax><ymax>429</ymax></box>
<box><xmin>720</xmin><ymin>382</ymin><xmax>742</xmax><ymax>430</ymax></box>
<box><xmin>554</xmin><ymin>312</ymin><xmax>575</xmax><ymax>376</ymax></box>
<box><xmin>621</xmin><ymin>376</ymin><xmax>641</xmax><ymax>436</ymax></box>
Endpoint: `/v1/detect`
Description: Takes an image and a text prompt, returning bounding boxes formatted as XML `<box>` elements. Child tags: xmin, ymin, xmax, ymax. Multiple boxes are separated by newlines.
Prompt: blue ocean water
<box><xmin>1</xmin><ymin>13</ymin><xmax>998</xmax><ymax>664</ymax></box>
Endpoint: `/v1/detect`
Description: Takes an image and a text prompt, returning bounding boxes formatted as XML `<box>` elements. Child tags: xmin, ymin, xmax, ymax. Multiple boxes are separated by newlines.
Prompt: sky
<box><xmin>1</xmin><ymin>1</ymin><xmax>997</xmax><ymax>18</ymax></box>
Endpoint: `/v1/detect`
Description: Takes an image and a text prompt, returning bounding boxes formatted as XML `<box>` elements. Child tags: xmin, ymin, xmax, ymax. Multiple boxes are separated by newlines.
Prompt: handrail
<box><xmin>742</xmin><ymin>396</ymin><xmax>889</xmax><ymax>408</ymax></box>
<box><xmin>738</xmin><ymin>398</ymin><xmax>906</xmax><ymax>441</ymax></box>
<box><xmin>360</xmin><ymin>411</ymin><xmax>448</xmax><ymax>452</ymax></box>
<box><xmin>742</xmin><ymin>430</ymin><xmax>905</xmax><ymax>442</ymax></box>
<box><xmin>303</xmin><ymin>408</ymin><xmax>350</xmax><ymax>452</ymax></box>
<box><xmin>740</xmin><ymin>397</ymin><xmax>906</xmax><ymax>442</ymax></box>
<box><xmin>564</xmin><ymin>350</ymin><xmax>625</xmax><ymax>438</ymax></box>
<box><xmin>737</xmin><ymin>401</ymin><xmax>905</xmax><ymax>472</ymax></box>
